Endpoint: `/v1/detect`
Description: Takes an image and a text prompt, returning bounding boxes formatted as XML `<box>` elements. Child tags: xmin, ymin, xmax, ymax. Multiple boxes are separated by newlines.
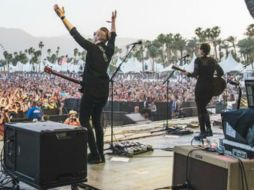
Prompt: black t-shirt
<box><xmin>188</xmin><ymin>56</ymin><xmax>224</xmax><ymax>96</ymax></box>
<box><xmin>189</xmin><ymin>57</ymin><xmax>224</xmax><ymax>81</ymax></box>
<box><xmin>70</xmin><ymin>28</ymin><xmax>116</xmax><ymax>98</ymax></box>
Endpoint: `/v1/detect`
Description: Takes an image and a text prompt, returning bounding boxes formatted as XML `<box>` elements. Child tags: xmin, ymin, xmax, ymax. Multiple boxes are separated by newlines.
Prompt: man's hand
<box><xmin>109</xmin><ymin>10</ymin><xmax>117</xmax><ymax>33</ymax></box>
<box><xmin>183</xmin><ymin>71</ymin><xmax>190</xmax><ymax>76</ymax></box>
<box><xmin>111</xmin><ymin>10</ymin><xmax>117</xmax><ymax>21</ymax></box>
<box><xmin>54</xmin><ymin>4</ymin><xmax>65</xmax><ymax>18</ymax></box>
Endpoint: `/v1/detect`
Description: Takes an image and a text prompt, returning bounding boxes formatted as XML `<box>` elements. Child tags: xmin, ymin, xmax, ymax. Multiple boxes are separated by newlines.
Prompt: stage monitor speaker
<box><xmin>4</xmin><ymin>121</ymin><xmax>87</xmax><ymax>190</ymax></box>
<box><xmin>173</xmin><ymin>146</ymin><xmax>254</xmax><ymax>190</ymax></box>
<box><xmin>245</xmin><ymin>80</ymin><xmax>254</xmax><ymax>108</ymax></box>
<box><xmin>125</xmin><ymin>113</ymin><xmax>147</xmax><ymax>124</ymax></box>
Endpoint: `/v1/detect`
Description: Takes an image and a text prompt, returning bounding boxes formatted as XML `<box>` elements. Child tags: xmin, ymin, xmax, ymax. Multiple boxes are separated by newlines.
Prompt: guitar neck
<box><xmin>172</xmin><ymin>65</ymin><xmax>187</xmax><ymax>73</ymax></box>
<box><xmin>51</xmin><ymin>71</ymin><xmax>81</xmax><ymax>85</ymax></box>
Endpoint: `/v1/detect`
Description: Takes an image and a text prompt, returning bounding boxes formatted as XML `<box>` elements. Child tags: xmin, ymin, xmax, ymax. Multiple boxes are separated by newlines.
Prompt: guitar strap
<box><xmin>98</xmin><ymin>45</ymin><xmax>109</xmax><ymax>63</ymax></box>
<box><xmin>82</xmin><ymin>46</ymin><xmax>109</xmax><ymax>88</ymax></box>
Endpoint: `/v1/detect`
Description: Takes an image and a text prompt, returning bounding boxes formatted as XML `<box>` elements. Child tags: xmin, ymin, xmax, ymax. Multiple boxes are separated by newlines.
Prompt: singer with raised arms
<box><xmin>54</xmin><ymin>4</ymin><xmax>117</xmax><ymax>164</ymax></box>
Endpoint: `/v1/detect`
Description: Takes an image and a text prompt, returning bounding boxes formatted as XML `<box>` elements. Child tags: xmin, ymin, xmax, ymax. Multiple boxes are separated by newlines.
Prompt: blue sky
<box><xmin>0</xmin><ymin>0</ymin><xmax>253</xmax><ymax>39</ymax></box>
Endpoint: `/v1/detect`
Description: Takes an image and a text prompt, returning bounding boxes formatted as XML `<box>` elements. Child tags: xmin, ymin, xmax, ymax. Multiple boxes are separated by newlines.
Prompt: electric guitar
<box><xmin>172</xmin><ymin>65</ymin><xmax>226</xmax><ymax>96</ymax></box>
<box><xmin>44</xmin><ymin>66</ymin><xmax>82</xmax><ymax>85</ymax></box>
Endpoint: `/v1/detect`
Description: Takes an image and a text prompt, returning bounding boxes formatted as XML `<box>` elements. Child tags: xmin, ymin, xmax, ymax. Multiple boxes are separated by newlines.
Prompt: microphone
<box><xmin>227</xmin><ymin>80</ymin><xmax>240</xmax><ymax>86</ymax></box>
<box><xmin>180</xmin><ymin>54</ymin><xmax>190</xmax><ymax>59</ymax></box>
<box><xmin>126</xmin><ymin>40</ymin><xmax>142</xmax><ymax>47</ymax></box>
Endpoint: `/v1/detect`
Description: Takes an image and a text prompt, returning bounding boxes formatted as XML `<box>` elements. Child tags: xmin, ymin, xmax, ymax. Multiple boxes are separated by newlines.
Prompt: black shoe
<box><xmin>194</xmin><ymin>133</ymin><xmax>206</xmax><ymax>141</ymax></box>
<box><xmin>71</xmin><ymin>184</ymin><xmax>79</xmax><ymax>190</ymax></box>
<box><xmin>206</xmin><ymin>129</ymin><xmax>213</xmax><ymax>137</ymax></box>
<box><xmin>88</xmin><ymin>153</ymin><xmax>101</xmax><ymax>164</ymax></box>
<box><xmin>100</xmin><ymin>154</ymin><xmax>105</xmax><ymax>163</ymax></box>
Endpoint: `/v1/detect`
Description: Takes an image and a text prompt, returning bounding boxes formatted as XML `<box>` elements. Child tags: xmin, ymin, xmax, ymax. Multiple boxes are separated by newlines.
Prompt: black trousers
<box><xmin>79</xmin><ymin>94</ymin><xmax>107</xmax><ymax>157</ymax></box>
<box><xmin>195</xmin><ymin>85</ymin><xmax>213</xmax><ymax>133</ymax></box>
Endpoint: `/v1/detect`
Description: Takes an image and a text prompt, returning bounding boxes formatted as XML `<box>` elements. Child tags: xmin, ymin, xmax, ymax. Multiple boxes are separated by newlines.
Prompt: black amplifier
<box><xmin>4</xmin><ymin>121</ymin><xmax>87</xmax><ymax>189</ymax></box>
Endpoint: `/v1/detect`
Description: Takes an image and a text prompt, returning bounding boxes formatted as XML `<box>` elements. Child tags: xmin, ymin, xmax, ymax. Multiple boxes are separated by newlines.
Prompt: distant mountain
<box><xmin>0</xmin><ymin>27</ymin><xmax>138</xmax><ymax>57</ymax></box>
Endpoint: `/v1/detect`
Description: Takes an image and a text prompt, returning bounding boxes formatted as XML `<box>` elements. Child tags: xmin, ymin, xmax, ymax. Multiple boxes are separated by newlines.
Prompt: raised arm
<box><xmin>54</xmin><ymin>4</ymin><xmax>74</xmax><ymax>31</ymax></box>
<box><xmin>54</xmin><ymin>4</ymin><xmax>94</xmax><ymax>51</ymax></box>
<box><xmin>107</xmin><ymin>10</ymin><xmax>117</xmax><ymax>54</ymax></box>
<box><xmin>110</xmin><ymin>10</ymin><xmax>117</xmax><ymax>33</ymax></box>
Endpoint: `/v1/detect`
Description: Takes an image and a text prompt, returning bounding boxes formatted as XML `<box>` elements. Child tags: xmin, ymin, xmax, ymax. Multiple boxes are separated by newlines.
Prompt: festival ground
<box><xmin>2</xmin><ymin>115</ymin><xmax>224</xmax><ymax>190</ymax></box>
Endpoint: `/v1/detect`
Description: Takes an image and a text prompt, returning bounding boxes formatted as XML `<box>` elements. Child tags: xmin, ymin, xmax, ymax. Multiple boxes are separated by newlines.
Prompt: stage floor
<box><xmin>1</xmin><ymin>115</ymin><xmax>224</xmax><ymax>190</ymax></box>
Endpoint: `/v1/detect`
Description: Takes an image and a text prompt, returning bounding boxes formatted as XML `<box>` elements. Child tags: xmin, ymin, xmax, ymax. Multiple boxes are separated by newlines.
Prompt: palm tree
<box><xmin>164</xmin><ymin>33</ymin><xmax>174</xmax><ymax>64</ymax></box>
<box><xmin>237</xmin><ymin>37</ymin><xmax>254</xmax><ymax>64</ymax></box>
<box><xmin>152</xmin><ymin>39</ymin><xmax>166</xmax><ymax>66</ymax></box>
<box><xmin>186</xmin><ymin>37</ymin><xmax>198</xmax><ymax>56</ymax></box>
<box><xmin>209</xmin><ymin>26</ymin><xmax>221</xmax><ymax>60</ymax></box>
<box><xmin>80</xmin><ymin>51</ymin><xmax>87</xmax><ymax>62</ymax></box>
<box><xmin>30</xmin><ymin>50</ymin><xmax>41</xmax><ymax>72</ymax></box>
<box><xmin>3</xmin><ymin>51</ymin><xmax>12</xmax><ymax>72</ymax></box>
<box><xmin>131</xmin><ymin>43</ymin><xmax>146</xmax><ymax>71</ymax></box>
<box><xmin>245</xmin><ymin>24</ymin><xmax>254</xmax><ymax>37</ymax></box>
<box><xmin>226</xmin><ymin>36</ymin><xmax>237</xmax><ymax>56</ymax></box>
<box><xmin>19</xmin><ymin>51</ymin><xmax>29</xmax><ymax>65</ymax></box>
<box><xmin>73</xmin><ymin>48</ymin><xmax>79</xmax><ymax>64</ymax></box>
<box><xmin>155</xmin><ymin>34</ymin><xmax>167</xmax><ymax>66</ymax></box>
<box><xmin>38</xmin><ymin>41</ymin><xmax>44</xmax><ymax>72</ymax></box>
<box><xmin>219</xmin><ymin>40</ymin><xmax>230</xmax><ymax>59</ymax></box>
<box><xmin>47</xmin><ymin>49</ymin><xmax>51</xmax><ymax>56</ymax></box>
<box><xmin>237</xmin><ymin>37</ymin><xmax>254</xmax><ymax>63</ymax></box>
<box><xmin>172</xmin><ymin>33</ymin><xmax>186</xmax><ymax>65</ymax></box>
<box><xmin>145</xmin><ymin>40</ymin><xmax>160</xmax><ymax>72</ymax></box>
<box><xmin>195</xmin><ymin>27</ymin><xmax>207</xmax><ymax>42</ymax></box>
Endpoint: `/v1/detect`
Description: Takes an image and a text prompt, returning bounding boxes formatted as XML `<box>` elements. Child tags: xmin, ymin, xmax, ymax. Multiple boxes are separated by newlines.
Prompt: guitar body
<box><xmin>172</xmin><ymin>65</ymin><xmax>226</xmax><ymax>96</ymax></box>
<box><xmin>212</xmin><ymin>77</ymin><xmax>226</xmax><ymax>96</ymax></box>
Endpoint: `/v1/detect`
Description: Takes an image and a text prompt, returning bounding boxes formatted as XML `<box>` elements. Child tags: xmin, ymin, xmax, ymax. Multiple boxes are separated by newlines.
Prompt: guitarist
<box><xmin>54</xmin><ymin>5</ymin><xmax>117</xmax><ymax>164</ymax></box>
<box><xmin>184</xmin><ymin>43</ymin><xmax>224</xmax><ymax>141</ymax></box>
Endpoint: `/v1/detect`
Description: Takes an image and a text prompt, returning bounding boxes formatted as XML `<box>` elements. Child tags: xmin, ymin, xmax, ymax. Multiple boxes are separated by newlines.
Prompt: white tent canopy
<box><xmin>117</xmin><ymin>58</ymin><xmax>164</xmax><ymax>73</ymax></box>
<box><xmin>8</xmin><ymin>61</ymin><xmax>84</xmax><ymax>73</ymax></box>
<box><xmin>219</xmin><ymin>53</ymin><xmax>243</xmax><ymax>73</ymax></box>
<box><xmin>117</xmin><ymin>58</ymin><xmax>142</xmax><ymax>73</ymax></box>
<box><xmin>160</xmin><ymin>65</ymin><xmax>172</xmax><ymax>72</ymax></box>
<box><xmin>183</xmin><ymin>54</ymin><xmax>196</xmax><ymax>72</ymax></box>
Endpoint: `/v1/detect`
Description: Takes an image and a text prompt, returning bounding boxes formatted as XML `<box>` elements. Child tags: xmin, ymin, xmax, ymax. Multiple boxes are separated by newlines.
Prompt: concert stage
<box><xmin>1</xmin><ymin>115</ymin><xmax>224</xmax><ymax>190</ymax></box>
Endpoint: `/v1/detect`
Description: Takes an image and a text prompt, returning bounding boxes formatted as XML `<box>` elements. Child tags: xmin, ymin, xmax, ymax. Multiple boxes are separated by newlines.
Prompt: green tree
<box><xmin>172</xmin><ymin>33</ymin><xmax>186</xmax><ymax>65</ymax></box>
<box><xmin>245</xmin><ymin>24</ymin><xmax>254</xmax><ymax>37</ymax></box>
<box><xmin>38</xmin><ymin>41</ymin><xmax>44</xmax><ymax>72</ymax></box>
<box><xmin>226</xmin><ymin>36</ymin><xmax>237</xmax><ymax>56</ymax></box>
<box><xmin>237</xmin><ymin>38</ymin><xmax>254</xmax><ymax>64</ymax></box>
<box><xmin>195</xmin><ymin>27</ymin><xmax>207</xmax><ymax>42</ymax></box>
<box><xmin>73</xmin><ymin>48</ymin><xmax>79</xmax><ymax>64</ymax></box>
<box><xmin>3</xmin><ymin>51</ymin><xmax>13</xmax><ymax>72</ymax></box>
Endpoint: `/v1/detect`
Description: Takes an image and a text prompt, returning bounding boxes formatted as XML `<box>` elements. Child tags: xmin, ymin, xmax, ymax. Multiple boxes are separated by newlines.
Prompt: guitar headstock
<box><xmin>44</xmin><ymin>66</ymin><xmax>53</xmax><ymax>74</ymax></box>
<box><xmin>171</xmin><ymin>65</ymin><xmax>178</xmax><ymax>70</ymax></box>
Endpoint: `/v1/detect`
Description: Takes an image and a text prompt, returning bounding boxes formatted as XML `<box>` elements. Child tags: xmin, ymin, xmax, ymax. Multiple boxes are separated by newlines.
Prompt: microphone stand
<box><xmin>108</xmin><ymin>44</ymin><xmax>137</xmax><ymax>153</ymax></box>
<box><xmin>151</xmin><ymin>70</ymin><xmax>175</xmax><ymax>134</ymax></box>
<box><xmin>163</xmin><ymin>70</ymin><xmax>175</xmax><ymax>130</ymax></box>
<box><xmin>237</xmin><ymin>85</ymin><xmax>242</xmax><ymax>110</ymax></box>
<box><xmin>227</xmin><ymin>81</ymin><xmax>241</xmax><ymax>110</ymax></box>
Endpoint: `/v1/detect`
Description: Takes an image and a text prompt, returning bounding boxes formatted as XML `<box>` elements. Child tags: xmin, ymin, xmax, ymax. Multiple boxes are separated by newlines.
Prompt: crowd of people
<box><xmin>0</xmin><ymin>72</ymin><xmax>82</xmax><ymax>132</ymax></box>
<box><xmin>113</xmin><ymin>73</ymin><xmax>239</xmax><ymax>103</ymax></box>
<box><xmin>0</xmin><ymin>71</ymin><xmax>240</xmax><ymax>131</ymax></box>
